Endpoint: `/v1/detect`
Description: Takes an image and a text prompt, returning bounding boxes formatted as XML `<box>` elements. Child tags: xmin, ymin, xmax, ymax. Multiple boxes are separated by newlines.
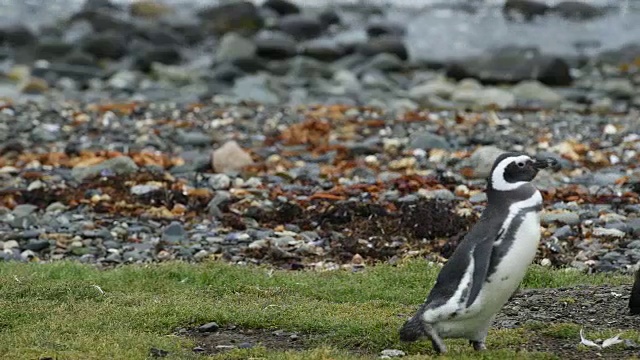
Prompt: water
<box><xmin>0</xmin><ymin>0</ymin><xmax>638</xmax><ymax>62</ymax></box>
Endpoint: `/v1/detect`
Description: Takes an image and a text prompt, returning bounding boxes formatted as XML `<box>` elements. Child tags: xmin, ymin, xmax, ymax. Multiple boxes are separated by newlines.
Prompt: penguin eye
<box><xmin>516</xmin><ymin>161</ymin><xmax>525</xmax><ymax>168</ymax></box>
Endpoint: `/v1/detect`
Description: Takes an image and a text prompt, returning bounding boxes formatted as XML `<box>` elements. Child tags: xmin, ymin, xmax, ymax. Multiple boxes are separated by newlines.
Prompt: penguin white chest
<box><xmin>474</xmin><ymin>194</ymin><xmax>543</xmax><ymax>316</ymax></box>
<box><xmin>488</xmin><ymin>210</ymin><xmax>541</xmax><ymax>291</ymax></box>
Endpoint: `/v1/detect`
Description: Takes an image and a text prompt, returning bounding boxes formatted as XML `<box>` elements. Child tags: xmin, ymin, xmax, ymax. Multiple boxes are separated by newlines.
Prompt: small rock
<box><xmin>71</xmin><ymin>156</ymin><xmax>139</xmax><ymax>182</ymax></box>
<box><xmin>408</xmin><ymin>131</ymin><xmax>450</xmax><ymax>150</ymax></box>
<box><xmin>149</xmin><ymin>347</ymin><xmax>169</xmax><ymax>358</ymax></box>
<box><xmin>81</xmin><ymin>31</ymin><xmax>127</xmax><ymax>60</ymax></box>
<box><xmin>212</xmin><ymin>141</ymin><xmax>254</xmax><ymax>173</ymax></box>
<box><xmin>3</xmin><ymin>240</ymin><xmax>19</xmax><ymax>250</ymax></box>
<box><xmin>380</xmin><ymin>349</ymin><xmax>405</xmax><ymax>357</ymax></box>
<box><xmin>409</xmin><ymin>78</ymin><xmax>456</xmax><ymax>102</ymax></box>
<box><xmin>541</xmin><ymin>211</ymin><xmax>581</xmax><ymax>226</ymax></box>
<box><xmin>198</xmin><ymin>322</ymin><xmax>220</xmax><ymax>332</ymax></box>
<box><xmin>208</xmin><ymin>173</ymin><xmax>232</xmax><ymax>190</ymax></box>
<box><xmin>175</xmin><ymin>130</ymin><xmax>212</xmax><ymax>147</ymax></box>
<box><xmin>366</xmin><ymin>20</ymin><xmax>406</xmax><ymax>38</ymax></box>
<box><xmin>130</xmin><ymin>0</ymin><xmax>172</xmax><ymax>19</ymax></box>
<box><xmin>599</xmin><ymin>78</ymin><xmax>635</xmax><ymax>98</ymax></box>
<box><xmin>12</xmin><ymin>204</ymin><xmax>38</xmax><ymax>218</ymax></box>
<box><xmin>232</xmin><ymin>74</ymin><xmax>280</xmax><ymax>104</ymax></box>
<box><xmin>419</xmin><ymin>189</ymin><xmax>456</xmax><ymax>201</ymax></box>
<box><xmin>592</xmin><ymin>227</ymin><xmax>626</xmax><ymax>238</ymax></box>
<box><xmin>551</xmin><ymin>1</ymin><xmax>609</xmax><ymax>20</ymax></box>
<box><xmin>263</xmin><ymin>0</ymin><xmax>300</xmax><ymax>16</ymax></box>
<box><xmin>278</xmin><ymin>14</ymin><xmax>323</xmax><ymax>40</ymax></box>
<box><xmin>357</xmin><ymin>36</ymin><xmax>407</xmax><ymax>61</ymax></box>
<box><xmin>197</xmin><ymin>1</ymin><xmax>263</xmax><ymax>35</ymax></box>
<box><xmin>452</xmin><ymin>86</ymin><xmax>516</xmax><ymax>109</ymax></box>
<box><xmin>255</xmin><ymin>35</ymin><xmax>297</xmax><ymax>60</ymax></box>
<box><xmin>318</xmin><ymin>9</ymin><xmax>340</xmax><ymax>26</ymax></box>
<box><xmin>359</xmin><ymin>53</ymin><xmax>404</xmax><ymax>73</ymax></box>
<box><xmin>131</xmin><ymin>183</ymin><xmax>163</xmax><ymax>196</ymax></box>
<box><xmin>135</xmin><ymin>46</ymin><xmax>181</xmax><ymax>72</ymax></box>
<box><xmin>20</xmin><ymin>77</ymin><xmax>49</xmax><ymax>95</ymax></box>
<box><xmin>216</xmin><ymin>33</ymin><xmax>257</xmax><ymax>63</ymax></box>
<box><xmin>24</xmin><ymin>239</ymin><xmax>50</xmax><ymax>252</ymax></box>
<box><xmin>162</xmin><ymin>222</ymin><xmax>186</xmax><ymax>244</ymax></box>
<box><xmin>300</xmin><ymin>39</ymin><xmax>345</xmax><ymax>62</ymax></box>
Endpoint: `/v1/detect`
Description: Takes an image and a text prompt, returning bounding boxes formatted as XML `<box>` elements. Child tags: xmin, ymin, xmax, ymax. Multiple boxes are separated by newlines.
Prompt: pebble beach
<box><xmin>1</xmin><ymin>0</ymin><xmax>640</xmax><ymax>274</ymax></box>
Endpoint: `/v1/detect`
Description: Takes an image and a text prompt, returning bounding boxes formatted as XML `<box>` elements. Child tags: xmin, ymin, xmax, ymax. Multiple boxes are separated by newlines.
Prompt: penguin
<box><xmin>629</xmin><ymin>267</ymin><xmax>640</xmax><ymax>315</ymax></box>
<box><xmin>399</xmin><ymin>152</ymin><xmax>558</xmax><ymax>354</ymax></box>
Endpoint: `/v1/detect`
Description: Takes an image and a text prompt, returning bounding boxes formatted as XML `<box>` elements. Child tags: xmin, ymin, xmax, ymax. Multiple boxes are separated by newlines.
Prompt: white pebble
<box><xmin>603</xmin><ymin>124</ymin><xmax>617</xmax><ymax>135</ymax></box>
<box><xmin>540</xmin><ymin>258</ymin><xmax>552</xmax><ymax>267</ymax></box>
<box><xmin>3</xmin><ymin>240</ymin><xmax>19</xmax><ymax>250</ymax></box>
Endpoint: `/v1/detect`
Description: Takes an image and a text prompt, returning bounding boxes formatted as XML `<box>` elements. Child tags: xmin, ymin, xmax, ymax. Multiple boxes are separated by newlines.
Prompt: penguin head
<box><xmin>488</xmin><ymin>152</ymin><xmax>557</xmax><ymax>191</ymax></box>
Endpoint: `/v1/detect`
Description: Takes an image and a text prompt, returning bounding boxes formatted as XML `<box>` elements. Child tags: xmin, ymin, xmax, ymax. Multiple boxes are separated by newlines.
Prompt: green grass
<box><xmin>0</xmin><ymin>260</ymin><xmax>633</xmax><ymax>360</ymax></box>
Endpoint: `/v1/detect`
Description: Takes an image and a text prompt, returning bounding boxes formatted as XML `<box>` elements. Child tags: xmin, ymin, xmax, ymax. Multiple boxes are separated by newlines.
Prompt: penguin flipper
<box><xmin>466</xmin><ymin>229</ymin><xmax>504</xmax><ymax>308</ymax></box>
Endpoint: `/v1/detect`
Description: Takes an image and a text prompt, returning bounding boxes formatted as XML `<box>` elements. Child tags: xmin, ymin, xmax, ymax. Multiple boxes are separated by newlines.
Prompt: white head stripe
<box><xmin>491</xmin><ymin>155</ymin><xmax>532</xmax><ymax>191</ymax></box>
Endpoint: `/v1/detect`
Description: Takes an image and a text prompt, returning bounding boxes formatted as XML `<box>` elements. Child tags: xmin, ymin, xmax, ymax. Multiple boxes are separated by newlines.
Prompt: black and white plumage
<box><xmin>399</xmin><ymin>152</ymin><xmax>558</xmax><ymax>354</ymax></box>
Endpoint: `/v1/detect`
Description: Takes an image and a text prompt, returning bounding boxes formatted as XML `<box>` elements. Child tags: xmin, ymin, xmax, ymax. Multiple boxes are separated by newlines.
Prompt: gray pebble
<box><xmin>12</xmin><ymin>204</ymin><xmax>38</xmax><ymax>218</ymax></box>
<box><xmin>162</xmin><ymin>222</ymin><xmax>186</xmax><ymax>244</ymax></box>
<box><xmin>198</xmin><ymin>322</ymin><xmax>219</xmax><ymax>332</ymax></box>
<box><xmin>208</xmin><ymin>174</ymin><xmax>231</xmax><ymax>190</ymax></box>
<box><xmin>541</xmin><ymin>212</ymin><xmax>581</xmax><ymax>226</ymax></box>
<box><xmin>552</xmin><ymin>225</ymin><xmax>575</xmax><ymax>240</ymax></box>
<box><xmin>408</xmin><ymin>131</ymin><xmax>450</xmax><ymax>150</ymax></box>
<box><xmin>469</xmin><ymin>192</ymin><xmax>487</xmax><ymax>203</ymax></box>
<box><xmin>71</xmin><ymin>156</ymin><xmax>139</xmax><ymax>182</ymax></box>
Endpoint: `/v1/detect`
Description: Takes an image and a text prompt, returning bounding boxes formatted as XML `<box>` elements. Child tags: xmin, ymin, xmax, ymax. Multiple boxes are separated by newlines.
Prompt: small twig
<box><xmin>13</xmin><ymin>275</ymin><xmax>20</xmax><ymax>283</ymax></box>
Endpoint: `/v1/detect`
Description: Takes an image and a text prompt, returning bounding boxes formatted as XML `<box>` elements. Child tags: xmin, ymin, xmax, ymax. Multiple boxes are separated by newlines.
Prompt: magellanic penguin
<box><xmin>399</xmin><ymin>152</ymin><xmax>558</xmax><ymax>354</ymax></box>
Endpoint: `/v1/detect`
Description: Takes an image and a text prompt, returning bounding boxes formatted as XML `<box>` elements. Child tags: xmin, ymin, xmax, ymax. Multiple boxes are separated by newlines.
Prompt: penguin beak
<box><xmin>533</xmin><ymin>157</ymin><xmax>559</xmax><ymax>170</ymax></box>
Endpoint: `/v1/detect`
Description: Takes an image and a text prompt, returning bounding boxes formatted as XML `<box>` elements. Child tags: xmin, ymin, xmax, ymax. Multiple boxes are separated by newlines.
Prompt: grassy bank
<box><xmin>0</xmin><ymin>260</ymin><xmax>635</xmax><ymax>359</ymax></box>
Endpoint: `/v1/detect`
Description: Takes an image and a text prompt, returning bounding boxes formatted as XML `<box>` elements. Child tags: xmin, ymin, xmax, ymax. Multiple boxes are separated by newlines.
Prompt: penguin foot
<box><xmin>470</xmin><ymin>340</ymin><xmax>487</xmax><ymax>351</ymax></box>
<box><xmin>424</xmin><ymin>324</ymin><xmax>447</xmax><ymax>354</ymax></box>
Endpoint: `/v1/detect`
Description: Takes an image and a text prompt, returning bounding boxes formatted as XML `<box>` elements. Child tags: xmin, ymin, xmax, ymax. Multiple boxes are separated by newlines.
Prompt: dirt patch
<box><xmin>178</xmin><ymin>285</ymin><xmax>640</xmax><ymax>358</ymax></box>
<box><xmin>179</xmin><ymin>325</ymin><xmax>313</xmax><ymax>355</ymax></box>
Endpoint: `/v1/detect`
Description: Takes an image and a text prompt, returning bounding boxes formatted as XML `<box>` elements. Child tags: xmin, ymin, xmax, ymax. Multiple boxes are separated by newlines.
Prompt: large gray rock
<box><xmin>511</xmin><ymin>80</ymin><xmax>564</xmax><ymax>106</ymax></box>
<box><xmin>446</xmin><ymin>47</ymin><xmax>572</xmax><ymax>86</ymax></box>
